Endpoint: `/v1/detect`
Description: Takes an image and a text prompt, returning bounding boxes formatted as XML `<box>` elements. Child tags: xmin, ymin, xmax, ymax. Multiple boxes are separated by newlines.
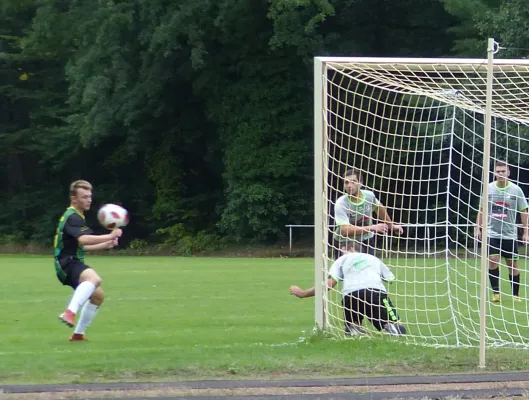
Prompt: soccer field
<box><xmin>1</xmin><ymin>254</ymin><xmax>529</xmax><ymax>384</ymax></box>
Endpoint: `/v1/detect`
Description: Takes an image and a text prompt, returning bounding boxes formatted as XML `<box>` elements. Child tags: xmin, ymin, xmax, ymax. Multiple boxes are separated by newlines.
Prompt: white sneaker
<box><xmin>384</xmin><ymin>323</ymin><xmax>406</xmax><ymax>335</ymax></box>
<box><xmin>345</xmin><ymin>324</ymin><xmax>367</xmax><ymax>336</ymax></box>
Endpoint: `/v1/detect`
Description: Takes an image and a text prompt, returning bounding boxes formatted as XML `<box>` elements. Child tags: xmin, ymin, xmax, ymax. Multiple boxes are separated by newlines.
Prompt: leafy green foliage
<box><xmin>157</xmin><ymin>223</ymin><xmax>221</xmax><ymax>255</ymax></box>
<box><xmin>475</xmin><ymin>0</ymin><xmax>529</xmax><ymax>58</ymax></box>
<box><xmin>442</xmin><ymin>0</ymin><xmax>492</xmax><ymax>55</ymax></box>
<box><xmin>0</xmin><ymin>0</ymin><xmax>465</xmax><ymax>246</ymax></box>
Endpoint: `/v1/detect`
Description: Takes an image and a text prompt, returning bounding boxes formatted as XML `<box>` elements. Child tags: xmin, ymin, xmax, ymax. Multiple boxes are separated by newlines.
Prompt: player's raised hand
<box><xmin>372</xmin><ymin>223</ymin><xmax>389</xmax><ymax>234</ymax></box>
<box><xmin>110</xmin><ymin>228</ymin><xmax>123</xmax><ymax>239</ymax></box>
<box><xmin>391</xmin><ymin>224</ymin><xmax>404</xmax><ymax>235</ymax></box>
<box><xmin>289</xmin><ymin>285</ymin><xmax>305</xmax><ymax>298</ymax></box>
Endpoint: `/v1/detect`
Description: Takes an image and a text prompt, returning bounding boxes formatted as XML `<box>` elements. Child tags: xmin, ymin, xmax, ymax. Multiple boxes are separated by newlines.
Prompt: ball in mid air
<box><xmin>97</xmin><ymin>203</ymin><xmax>129</xmax><ymax>230</ymax></box>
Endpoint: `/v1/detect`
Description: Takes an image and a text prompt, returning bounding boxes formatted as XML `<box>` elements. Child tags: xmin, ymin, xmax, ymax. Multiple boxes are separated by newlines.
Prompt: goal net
<box><xmin>314</xmin><ymin>56</ymin><xmax>529</xmax><ymax>348</ymax></box>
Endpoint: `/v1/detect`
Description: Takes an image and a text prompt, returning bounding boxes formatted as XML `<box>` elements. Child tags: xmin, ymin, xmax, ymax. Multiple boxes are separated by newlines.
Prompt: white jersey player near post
<box><xmin>290</xmin><ymin>244</ymin><xmax>406</xmax><ymax>336</ymax></box>
<box><xmin>475</xmin><ymin>160</ymin><xmax>529</xmax><ymax>303</ymax></box>
<box><xmin>334</xmin><ymin>168</ymin><xmax>403</xmax><ymax>256</ymax></box>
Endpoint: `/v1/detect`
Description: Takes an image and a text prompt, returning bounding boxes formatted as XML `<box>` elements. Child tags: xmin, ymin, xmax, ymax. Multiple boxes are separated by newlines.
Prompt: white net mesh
<box><xmin>321</xmin><ymin>59</ymin><xmax>529</xmax><ymax>347</ymax></box>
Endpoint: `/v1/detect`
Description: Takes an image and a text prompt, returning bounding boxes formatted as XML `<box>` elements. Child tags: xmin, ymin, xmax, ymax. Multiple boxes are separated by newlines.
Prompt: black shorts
<box><xmin>56</xmin><ymin>257</ymin><xmax>90</xmax><ymax>289</ymax></box>
<box><xmin>342</xmin><ymin>288</ymin><xmax>399</xmax><ymax>331</ymax></box>
<box><xmin>488</xmin><ymin>238</ymin><xmax>519</xmax><ymax>261</ymax></box>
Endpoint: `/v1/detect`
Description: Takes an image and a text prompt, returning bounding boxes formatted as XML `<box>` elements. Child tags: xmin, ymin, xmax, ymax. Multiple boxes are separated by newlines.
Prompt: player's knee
<box><xmin>489</xmin><ymin>257</ymin><xmax>500</xmax><ymax>266</ymax></box>
<box><xmin>90</xmin><ymin>287</ymin><xmax>105</xmax><ymax>306</ymax></box>
<box><xmin>89</xmin><ymin>270</ymin><xmax>102</xmax><ymax>287</ymax></box>
<box><xmin>80</xmin><ymin>269</ymin><xmax>102</xmax><ymax>287</ymax></box>
<box><xmin>86</xmin><ymin>276</ymin><xmax>102</xmax><ymax>287</ymax></box>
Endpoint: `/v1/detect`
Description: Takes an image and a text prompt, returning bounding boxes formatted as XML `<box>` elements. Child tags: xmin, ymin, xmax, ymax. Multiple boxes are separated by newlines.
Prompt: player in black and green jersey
<box><xmin>54</xmin><ymin>180</ymin><xmax>122</xmax><ymax>341</ymax></box>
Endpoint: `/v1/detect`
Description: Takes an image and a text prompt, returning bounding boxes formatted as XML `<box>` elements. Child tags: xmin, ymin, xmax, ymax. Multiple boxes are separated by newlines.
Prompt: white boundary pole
<box><xmin>478</xmin><ymin>37</ymin><xmax>497</xmax><ymax>369</ymax></box>
<box><xmin>314</xmin><ymin>57</ymin><xmax>325</xmax><ymax>329</ymax></box>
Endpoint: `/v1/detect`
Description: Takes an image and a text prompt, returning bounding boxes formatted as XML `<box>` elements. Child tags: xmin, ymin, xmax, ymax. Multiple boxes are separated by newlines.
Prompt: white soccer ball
<box><xmin>97</xmin><ymin>204</ymin><xmax>129</xmax><ymax>230</ymax></box>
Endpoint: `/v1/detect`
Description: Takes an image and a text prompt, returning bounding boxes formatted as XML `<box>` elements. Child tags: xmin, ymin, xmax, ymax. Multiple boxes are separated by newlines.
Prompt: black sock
<box><xmin>510</xmin><ymin>274</ymin><xmax>520</xmax><ymax>297</ymax></box>
<box><xmin>489</xmin><ymin>268</ymin><xmax>500</xmax><ymax>293</ymax></box>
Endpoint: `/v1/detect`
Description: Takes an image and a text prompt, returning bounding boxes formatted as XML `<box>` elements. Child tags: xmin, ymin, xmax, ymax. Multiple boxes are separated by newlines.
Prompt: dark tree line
<box><xmin>0</xmin><ymin>0</ymin><xmax>526</xmax><ymax>252</ymax></box>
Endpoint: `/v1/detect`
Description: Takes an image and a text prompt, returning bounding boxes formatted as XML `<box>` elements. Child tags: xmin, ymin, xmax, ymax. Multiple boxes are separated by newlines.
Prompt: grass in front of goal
<box><xmin>396</xmin><ymin>254</ymin><xmax>529</xmax><ymax>346</ymax></box>
<box><xmin>1</xmin><ymin>254</ymin><xmax>529</xmax><ymax>385</ymax></box>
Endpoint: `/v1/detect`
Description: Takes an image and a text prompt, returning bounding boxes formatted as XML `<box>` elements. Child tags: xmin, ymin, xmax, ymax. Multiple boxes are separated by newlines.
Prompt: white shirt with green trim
<box><xmin>328</xmin><ymin>252</ymin><xmax>395</xmax><ymax>296</ymax></box>
<box><xmin>334</xmin><ymin>190</ymin><xmax>380</xmax><ymax>242</ymax></box>
<box><xmin>484</xmin><ymin>181</ymin><xmax>529</xmax><ymax>240</ymax></box>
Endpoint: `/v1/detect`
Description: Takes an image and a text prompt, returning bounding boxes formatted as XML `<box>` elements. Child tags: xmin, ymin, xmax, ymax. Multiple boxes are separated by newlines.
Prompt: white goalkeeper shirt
<box><xmin>328</xmin><ymin>252</ymin><xmax>395</xmax><ymax>296</ymax></box>
<box><xmin>334</xmin><ymin>190</ymin><xmax>380</xmax><ymax>242</ymax></box>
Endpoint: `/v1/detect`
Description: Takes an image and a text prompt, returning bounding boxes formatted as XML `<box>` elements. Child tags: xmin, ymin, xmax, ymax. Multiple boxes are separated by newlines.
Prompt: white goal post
<box><xmin>314</xmin><ymin>39</ymin><xmax>529</xmax><ymax>366</ymax></box>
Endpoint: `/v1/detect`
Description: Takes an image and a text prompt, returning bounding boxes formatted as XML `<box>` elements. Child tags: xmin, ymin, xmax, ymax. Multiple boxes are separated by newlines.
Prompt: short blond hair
<box><xmin>69</xmin><ymin>180</ymin><xmax>92</xmax><ymax>196</ymax></box>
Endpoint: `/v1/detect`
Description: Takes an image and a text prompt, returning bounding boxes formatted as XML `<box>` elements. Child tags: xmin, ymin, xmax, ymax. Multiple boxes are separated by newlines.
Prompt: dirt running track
<box><xmin>1</xmin><ymin>372</ymin><xmax>529</xmax><ymax>400</ymax></box>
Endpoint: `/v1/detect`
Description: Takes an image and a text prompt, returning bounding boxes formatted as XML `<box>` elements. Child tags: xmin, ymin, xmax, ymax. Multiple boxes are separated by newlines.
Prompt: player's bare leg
<box><xmin>71</xmin><ymin>287</ymin><xmax>104</xmax><ymax>341</ymax></box>
<box><xmin>60</xmin><ymin>269</ymin><xmax>102</xmax><ymax>327</ymax></box>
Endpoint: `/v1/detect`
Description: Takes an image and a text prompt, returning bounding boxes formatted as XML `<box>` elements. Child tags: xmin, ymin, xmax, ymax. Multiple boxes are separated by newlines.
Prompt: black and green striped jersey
<box><xmin>53</xmin><ymin>207</ymin><xmax>93</xmax><ymax>265</ymax></box>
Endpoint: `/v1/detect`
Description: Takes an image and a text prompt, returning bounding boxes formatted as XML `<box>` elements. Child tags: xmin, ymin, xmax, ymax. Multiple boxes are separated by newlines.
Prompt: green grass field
<box><xmin>1</xmin><ymin>254</ymin><xmax>529</xmax><ymax>385</ymax></box>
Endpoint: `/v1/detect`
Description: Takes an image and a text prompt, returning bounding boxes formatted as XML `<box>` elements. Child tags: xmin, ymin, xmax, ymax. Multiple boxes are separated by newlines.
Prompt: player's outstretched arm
<box><xmin>475</xmin><ymin>209</ymin><xmax>482</xmax><ymax>240</ymax></box>
<box><xmin>290</xmin><ymin>278</ymin><xmax>337</xmax><ymax>298</ymax></box>
<box><xmin>375</xmin><ymin>204</ymin><xmax>403</xmax><ymax>235</ymax></box>
<box><xmin>339</xmin><ymin>223</ymin><xmax>388</xmax><ymax>237</ymax></box>
<box><xmin>289</xmin><ymin>285</ymin><xmax>314</xmax><ymax>298</ymax></box>
<box><xmin>78</xmin><ymin>229</ymin><xmax>122</xmax><ymax>246</ymax></box>
<box><xmin>521</xmin><ymin>209</ymin><xmax>529</xmax><ymax>244</ymax></box>
<box><xmin>84</xmin><ymin>238</ymin><xmax>119</xmax><ymax>251</ymax></box>
<box><xmin>380</xmin><ymin>263</ymin><xmax>395</xmax><ymax>283</ymax></box>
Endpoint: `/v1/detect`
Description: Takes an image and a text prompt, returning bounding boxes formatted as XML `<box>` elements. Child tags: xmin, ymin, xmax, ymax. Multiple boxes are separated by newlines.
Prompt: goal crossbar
<box><xmin>317</xmin><ymin>56</ymin><xmax>529</xmax><ymax>70</ymax></box>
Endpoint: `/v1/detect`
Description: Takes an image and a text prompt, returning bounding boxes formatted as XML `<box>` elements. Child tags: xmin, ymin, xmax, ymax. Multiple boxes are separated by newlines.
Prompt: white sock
<box><xmin>67</xmin><ymin>281</ymin><xmax>96</xmax><ymax>314</ymax></box>
<box><xmin>74</xmin><ymin>302</ymin><xmax>99</xmax><ymax>335</ymax></box>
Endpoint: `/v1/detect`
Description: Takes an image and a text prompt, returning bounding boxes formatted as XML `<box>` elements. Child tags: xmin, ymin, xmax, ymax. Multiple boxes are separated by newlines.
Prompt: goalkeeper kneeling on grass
<box><xmin>290</xmin><ymin>243</ymin><xmax>406</xmax><ymax>336</ymax></box>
